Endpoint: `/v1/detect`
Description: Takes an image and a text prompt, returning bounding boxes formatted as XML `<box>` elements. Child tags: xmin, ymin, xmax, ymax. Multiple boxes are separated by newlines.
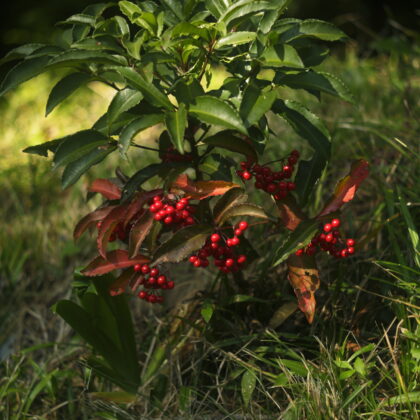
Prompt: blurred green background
<box><xmin>0</xmin><ymin>1</ymin><xmax>419</xmax><ymax>418</ymax></box>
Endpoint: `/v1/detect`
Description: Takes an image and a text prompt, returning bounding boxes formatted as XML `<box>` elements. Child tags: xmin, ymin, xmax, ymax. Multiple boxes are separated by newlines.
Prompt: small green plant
<box><xmin>0</xmin><ymin>0</ymin><xmax>369</xmax><ymax>394</ymax></box>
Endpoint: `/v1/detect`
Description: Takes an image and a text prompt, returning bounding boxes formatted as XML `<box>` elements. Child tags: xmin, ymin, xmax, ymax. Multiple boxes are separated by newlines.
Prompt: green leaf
<box><xmin>171</xmin><ymin>22</ymin><xmax>210</xmax><ymax>41</ymax></box>
<box><xmin>0</xmin><ymin>56</ymin><xmax>50</xmax><ymax>96</ymax></box>
<box><xmin>272</xmin><ymin>219</ymin><xmax>320</xmax><ymax>266</ymax></box>
<box><xmin>153</xmin><ymin>224</ymin><xmax>213</xmax><ymax>264</ymax></box>
<box><xmin>119</xmin><ymin>113</ymin><xmax>164</xmax><ymax>157</ymax></box>
<box><xmin>61</xmin><ymin>144</ymin><xmax>116</xmax><ymax>188</ymax></box>
<box><xmin>277</xmin><ymin>71</ymin><xmax>354</xmax><ymax>103</ymax></box>
<box><xmin>201</xmin><ymin>301</ymin><xmax>214</xmax><ymax>323</ymax></box>
<box><xmin>23</xmin><ymin>139</ymin><xmax>64</xmax><ymax>157</ymax></box>
<box><xmin>240</xmin><ymin>84</ymin><xmax>276</xmax><ymax>126</ymax></box>
<box><xmin>190</xmin><ymin>96</ymin><xmax>248</xmax><ymax>135</ymax></box>
<box><xmin>241</xmin><ymin>369</ymin><xmax>257</xmax><ymax>408</ymax></box>
<box><xmin>46</xmin><ymin>72</ymin><xmax>92</xmax><ymax>116</ymax></box>
<box><xmin>53</xmin><ymin>130</ymin><xmax>109</xmax><ymax>168</ymax></box>
<box><xmin>160</xmin><ymin>0</ymin><xmax>185</xmax><ymax>21</ymax></box>
<box><xmin>118</xmin><ymin>0</ymin><xmax>142</xmax><ymax>19</ymax></box>
<box><xmin>48</xmin><ymin>50</ymin><xmax>127</xmax><ymax>67</ymax></box>
<box><xmin>259</xmin><ymin>44</ymin><xmax>303</xmax><ymax>68</ymax></box>
<box><xmin>107</xmin><ymin>88</ymin><xmax>143</xmax><ymax>128</ymax></box>
<box><xmin>213</xmin><ymin>187</ymin><xmax>247</xmax><ymax>223</ymax></box>
<box><xmin>274</xmin><ymin>99</ymin><xmax>331</xmax><ymax>163</ymax></box>
<box><xmin>385</xmin><ymin>392</ymin><xmax>420</xmax><ymax>405</ymax></box>
<box><xmin>174</xmin><ymin>79</ymin><xmax>205</xmax><ymax>104</ymax></box>
<box><xmin>202</xmin><ymin>130</ymin><xmax>257</xmax><ymax>161</ymax></box>
<box><xmin>294</xmin><ymin>19</ymin><xmax>347</xmax><ymax>42</ymax></box>
<box><xmin>295</xmin><ymin>152</ymin><xmax>326</xmax><ymax>206</ymax></box>
<box><xmin>117</xmin><ymin>67</ymin><xmax>173</xmax><ymax>110</ymax></box>
<box><xmin>205</xmin><ymin>0</ymin><xmax>230</xmax><ymax>19</ymax></box>
<box><xmin>215</xmin><ymin>31</ymin><xmax>257</xmax><ymax>48</ymax></box>
<box><xmin>122</xmin><ymin>164</ymin><xmax>162</xmax><ymax>201</ymax></box>
<box><xmin>59</xmin><ymin>13</ymin><xmax>97</xmax><ymax>26</ymax></box>
<box><xmin>216</xmin><ymin>203</ymin><xmax>268</xmax><ymax>226</ymax></box>
<box><xmin>165</xmin><ymin>103</ymin><xmax>187</xmax><ymax>154</ymax></box>
<box><xmin>0</xmin><ymin>43</ymin><xmax>47</xmax><ymax>64</ymax></box>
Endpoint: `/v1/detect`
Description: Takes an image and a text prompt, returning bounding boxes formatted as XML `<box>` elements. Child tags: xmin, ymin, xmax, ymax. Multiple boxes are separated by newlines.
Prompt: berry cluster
<box><xmin>96</xmin><ymin>220</ymin><xmax>128</xmax><ymax>242</ymax></box>
<box><xmin>133</xmin><ymin>263</ymin><xmax>175</xmax><ymax>304</ymax></box>
<box><xmin>237</xmin><ymin>150</ymin><xmax>299</xmax><ymax>200</ymax></box>
<box><xmin>295</xmin><ymin>218</ymin><xmax>356</xmax><ymax>259</ymax></box>
<box><xmin>149</xmin><ymin>195</ymin><xmax>196</xmax><ymax>226</ymax></box>
<box><xmin>188</xmin><ymin>221</ymin><xmax>248</xmax><ymax>273</ymax></box>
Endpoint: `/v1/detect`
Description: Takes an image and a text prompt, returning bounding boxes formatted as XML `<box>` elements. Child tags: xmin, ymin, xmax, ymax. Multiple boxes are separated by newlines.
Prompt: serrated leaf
<box><xmin>61</xmin><ymin>144</ymin><xmax>116</xmax><ymax>189</ymax></box>
<box><xmin>128</xmin><ymin>211</ymin><xmax>154</xmax><ymax>258</ymax></box>
<box><xmin>46</xmin><ymin>72</ymin><xmax>92</xmax><ymax>116</ymax></box>
<box><xmin>88</xmin><ymin>179</ymin><xmax>122</xmax><ymax>200</ymax></box>
<box><xmin>277</xmin><ymin>71</ymin><xmax>354</xmax><ymax>103</ymax></box>
<box><xmin>119</xmin><ymin>113</ymin><xmax>164</xmax><ymax>157</ymax></box>
<box><xmin>272</xmin><ymin>219</ymin><xmax>320</xmax><ymax>266</ymax></box>
<box><xmin>107</xmin><ymin>88</ymin><xmax>143</xmax><ymax>128</ymax></box>
<box><xmin>260</xmin><ymin>44</ymin><xmax>303</xmax><ymax>68</ymax></box>
<box><xmin>74</xmin><ymin>205</ymin><xmax>118</xmax><ymax>240</ymax></box>
<box><xmin>318</xmin><ymin>160</ymin><xmax>369</xmax><ymax>217</ymax></box>
<box><xmin>82</xmin><ymin>250</ymin><xmax>150</xmax><ymax>276</ymax></box>
<box><xmin>116</xmin><ymin>66</ymin><xmax>173</xmax><ymax>110</ymax></box>
<box><xmin>48</xmin><ymin>50</ymin><xmax>127</xmax><ymax>67</ymax></box>
<box><xmin>0</xmin><ymin>56</ymin><xmax>51</xmax><ymax>96</ymax></box>
<box><xmin>190</xmin><ymin>96</ymin><xmax>248</xmax><ymax>135</ymax></box>
<box><xmin>153</xmin><ymin>224</ymin><xmax>212</xmax><ymax>264</ymax></box>
<box><xmin>213</xmin><ymin>187</ymin><xmax>247</xmax><ymax>223</ymax></box>
<box><xmin>165</xmin><ymin>103</ymin><xmax>187</xmax><ymax>154</ymax></box>
<box><xmin>241</xmin><ymin>369</ymin><xmax>257</xmax><ymax>408</ymax></box>
<box><xmin>240</xmin><ymin>84</ymin><xmax>276</xmax><ymax>126</ymax></box>
<box><xmin>122</xmin><ymin>164</ymin><xmax>162</xmax><ymax>201</ymax></box>
<box><xmin>53</xmin><ymin>130</ymin><xmax>109</xmax><ymax>168</ymax></box>
<box><xmin>202</xmin><ymin>130</ymin><xmax>257</xmax><ymax>161</ymax></box>
<box><xmin>216</xmin><ymin>203</ymin><xmax>268</xmax><ymax>226</ymax></box>
<box><xmin>23</xmin><ymin>139</ymin><xmax>63</xmax><ymax>157</ymax></box>
<box><xmin>215</xmin><ymin>31</ymin><xmax>256</xmax><ymax>48</ymax></box>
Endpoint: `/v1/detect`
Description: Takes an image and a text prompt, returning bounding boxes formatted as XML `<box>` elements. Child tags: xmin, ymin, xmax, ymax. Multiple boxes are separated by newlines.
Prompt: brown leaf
<box><xmin>73</xmin><ymin>205</ymin><xmax>118</xmax><ymax>240</ymax></box>
<box><xmin>88</xmin><ymin>179</ymin><xmax>122</xmax><ymax>200</ymax></box>
<box><xmin>287</xmin><ymin>254</ymin><xmax>320</xmax><ymax>324</ymax></box>
<box><xmin>109</xmin><ymin>267</ymin><xmax>135</xmax><ymax>293</ymax></box>
<box><xmin>171</xmin><ymin>174</ymin><xmax>240</xmax><ymax>200</ymax></box>
<box><xmin>82</xmin><ymin>250</ymin><xmax>149</xmax><ymax>276</ymax></box>
<box><xmin>275</xmin><ymin>196</ymin><xmax>307</xmax><ymax>231</ymax></box>
<box><xmin>318</xmin><ymin>159</ymin><xmax>369</xmax><ymax>217</ymax></box>
<box><xmin>128</xmin><ymin>211</ymin><xmax>155</xmax><ymax>258</ymax></box>
<box><xmin>123</xmin><ymin>190</ymin><xmax>161</xmax><ymax>229</ymax></box>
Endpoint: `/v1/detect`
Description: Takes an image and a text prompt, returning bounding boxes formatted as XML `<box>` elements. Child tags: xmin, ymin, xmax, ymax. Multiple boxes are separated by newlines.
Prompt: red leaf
<box><xmin>73</xmin><ymin>205</ymin><xmax>118</xmax><ymax>240</ymax></box>
<box><xmin>318</xmin><ymin>160</ymin><xmax>369</xmax><ymax>217</ymax></box>
<box><xmin>287</xmin><ymin>254</ymin><xmax>320</xmax><ymax>324</ymax></box>
<box><xmin>88</xmin><ymin>179</ymin><xmax>122</xmax><ymax>200</ymax></box>
<box><xmin>123</xmin><ymin>190</ymin><xmax>160</xmax><ymax>229</ymax></box>
<box><xmin>82</xmin><ymin>250</ymin><xmax>150</xmax><ymax>276</ymax></box>
<box><xmin>128</xmin><ymin>211</ymin><xmax>155</xmax><ymax>258</ymax></box>
<box><xmin>109</xmin><ymin>268</ymin><xmax>135</xmax><ymax>293</ymax></box>
<box><xmin>275</xmin><ymin>196</ymin><xmax>307</xmax><ymax>231</ymax></box>
<box><xmin>171</xmin><ymin>174</ymin><xmax>240</xmax><ymax>199</ymax></box>
<box><xmin>97</xmin><ymin>205</ymin><xmax>128</xmax><ymax>258</ymax></box>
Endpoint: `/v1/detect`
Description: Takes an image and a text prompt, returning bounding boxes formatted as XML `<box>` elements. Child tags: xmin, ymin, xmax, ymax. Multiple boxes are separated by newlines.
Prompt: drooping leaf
<box><xmin>82</xmin><ymin>250</ymin><xmax>150</xmax><ymax>276</ymax></box>
<box><xmin>46</xmin><ymin>72</ymin><xmax>92</xmax><ymax>116</ymax></box>
<box><xmin>0</xmin><ymin>56</ymin><xmax>51</xmax><ymax>96</ymax></box>
<box><xmin>128</xmin><ymin>211</ymin><xmax>155</xmax><ymax>258</ymax></box>
<box><xmin>119</xmin><ymin>113</ymin><xmax>164</xmax><ymax>157</ymax></box>
<box><xmin>23</xmin><ymin>139</ymin><xmax>64</xmax><ymax>157</ymax></box>
<box><xmin>0</xmin><ymin>43</ymin><xmax>48</xmax><ymax>64</ymax></box>
<box><xmin>202</xmin><ymin>130</ymin><xmax>257</xmax><ymax>161</ymax></box>
<box><xmin>318</xmin><ymin>160</ymin><xmax>369</xmax><ymax>217</ymax></box>
<box><xmin>88</xmin><ymin>179</ymin><xmax>122</xmax><ymax>200</ymax></box>
<box><xmin>259</xmin><ymin>44</ymin><xmax>303</xmax><ymax>68</ymax></box>
<box><xmin>165</xmin><ymin>103</ymin><xmax>187</xmax><ymax>154</ymax></box>
<box><xmin>190</xmin><ymin>96</ymin><xmax>248</xmax><ymax>135</ymax></box>
<box><xmin>116</xmin><ymin>67</ymin><xmax>173</xmax><ymax>110</ymax></box>
<box><xmin>287</xmin><ymin>254</ymin><xmax>320</xmax><ymax>324</ymax></box>
<box><xmin>213</xmin><ymin>187</ymin><xmax>247</xmax><ymax>223</ymax></box>
<box><xmin>61</xmin><ymin>144</ymin><xmax>116</xmax><ymax>189</ymax></box>
<box><xmin>53</xmin><ymin>130</ymin><xmax>109</xmax><ymax>168</ymax></box>
<box><xmin>272</xmin><ymin>218</ymin><xmax>320</xmax><ymax>266</ymax></box>
<box><xmin>240</xmin><ymin>84</ymin><xmax>277</xmax><ymax>126</ymax></box>
<box><xmin>74</xmin><ymin>205</ymin><xmax>118</xmax><ymax>240</ymax></box>
<box><xmin>216</xmin><ymin>203</ymin><xmax>268</xmax><ymax>226</ymax></box>
<box><xmin>153</xmin><ymin>224</ymin><xmax>213</xmax><ymax>264</ymax></box>
<box><xmin>215</xmin><ymin>31</ymin><xmax>256</xmax><ymax>48</ymax></box>
<box><xmin>107</xmin><ymin>88</ymin><xmax>143</xmax><ymax>128</ymax></box>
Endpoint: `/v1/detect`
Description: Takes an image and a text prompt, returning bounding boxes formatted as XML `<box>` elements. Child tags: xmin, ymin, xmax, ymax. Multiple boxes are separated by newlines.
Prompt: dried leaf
<box><xmin>275</xmin><ymin>196</ymin><xmax>307</xmax><ymax>231</ymax></box>
<box><xmin>73</xmin><ymin>205</ymin><xmax>118</xmax><ymax>240</ymax></box>
<box><xmin>318</xmin><ymin>159</ymin><xmax>369</xmax><ymax>217</ymax></box>
<box><xmin>82</xmin><ymin>250</ymin><xmax>150</xmax><ymax>276</ymax></box>
<box><xmin>88</xmin><ymin>178</ymin><xmax>122</xmax><ymax>200</ymax></box>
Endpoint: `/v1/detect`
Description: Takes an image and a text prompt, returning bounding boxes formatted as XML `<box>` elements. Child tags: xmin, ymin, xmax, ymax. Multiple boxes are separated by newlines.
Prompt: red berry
<box><xmin>210</xmin><ymin>242</ymin><xmax>219</xmax><ymax>250</ymax></box>
<box><xmin>211</xmin><ymin>233</ymin><xmax>221</xmax><ymax>243</ymax></box>
<box><xmin>287</xmin><ymin>182</ymin><xmax>296</xmax><ymax>191</ymax></box>
<box><xmin>238</xmin><ymin>221</ymin><xmax>248</xmax><ymax>231</ymax></box>
<box><xmin>148</xmin><ymin>276</ymin><xmax>156</xmax><ymax>285</ymax></box>
<box><xmin>234</xmin><ymin>228</ymin><xmax>242</xmax><ymax>236</ymax></box>
<box><xmin>226</xmin><ymin>238</ymin><xmax>233</xmax><ymax>247</ymax></box>
<box><xmin>134</xmin><ymin>264</ymin><xmax>142</xmax><ymax>272</ymax></box>
<box><xmin>148</xmin><ymin>294</ymin><xmax>157</xmax><ymax>303</ymax></box>
<box><xmin>176</xmin><ymin>202</ymin><xmax>186</xmax><ymax>210</ymax></box>
<box><xmin>153</xmin><ymin>195</ymin><xmax>162</xmax><ymax>202</ymax></box>
<box><xmin>288</xmin><ymin>156</ymin><xmax>298</xmax><ymax>165</ymax></box>
<box><xmin>180</xmin><ymin>198</ymin><xmax>189</xmax><ymax>205</ymax></box>
<box><xmin>231</xmin><ymin>236</ymin><xmax>240</xmax><ymax>246</ymax></box>
<box><xmin>167</xmin><ymin>281</ymin><xmax>175</xmax><ymax>289</ymax></box>
<box><xmin>154</xmin><ymin>201</ymin><xmax>163</xmax><ymax>210</ymax></box>
<box><xmin>225</xmin><ymin>258</ymin><xmax>234</xmax><ymax>267</ymax></box>
<box><xmin>201</xmin><ymin>259</ymin><xmax>209</xmax><ymax>268</ymax></box>
<box><xmin>164</xmin><ymin>216</ymin><xmax>173</xmax><ymax>224</ymax></box>
<box><xmin>340</xmin><ymin>249</ymin><xmax>348</xmax><ymax>258</ymax></box>
<box><xmin>295</xmin><ymin>249</ymin><xmax>304</xmax><ymax>256</ymax></box>
<box><xmin>141</xmin><ymin>264</ymin><xmax>150</xmax><ymax>274</ymax></box>
<box><xmin>325</xmin><ymin>233</ymin><xmax>333</xmax><ymax>242</ymax></box>
<box><xmin>149</xmin><ymin>204</ymin><xmax>158</xmax><ymax>213</ymax></box>
<box><xmin>278</xmin><ymin>181</ymin><xmax>287</xmax><ymax>190</ymax></box>
<box><xmin>347</xmin><ymin>246</ymin><xmax>355</xmax><ymax>254</ymax></box>
<box><xmin>319</xmin><ymin>233</ymin><xmax>326</xmax><ymax>241</ymax></box>
<box><xmin>331</xmin><ymin>218</ymin><xmax>340</xmax><ymax>228</ymax></box>
<box><xmin>198</xmin><ymin>249</ymin><xmax>209</xmax><ymax>258</ymax></box>
<box><xmin>138</xmin><ymin>291</ymin><xmax>147</xmax><ymax>299</ymax></box>
<box><xmin>185</xmin><ymin>216</ymin><xmax>194</xmax><ymax>225</ymax></box>
<box><xmin>193</xmin><ymin>259</ymin><xmax>202</xmax><ymax>268</ymax></box>
<box><xmin>291</xmin><ymin>150</ymin><xmax>300</xmax><ymax>158</ymax></box>
<box><xmin>267</xmin><ymin>183</ymin><xmax>277</xmax><ymax>193</ymax></box>
<box><xmin>154</xmin><ymin>213</ymin><xmax>163</xmax><ymax>221</ymax></box>
<box><xmin>189</xmin><ymin>255</ymin><xmax>198</xmax><ymax>263</ymax></box>
<box><xmin>242</xmin><ymin>171</ymin><xmax>252</xmax><ymax>180</ymax></box>
<box><xmin>157</xmin><ymin>275</ymin><xmax>167</xmax><ymax>286</ymax></box>
<box><xmin>150</xmin><ymin>268</ymin><xmax>159</xmax><ymax>277</ymax></box>
<box><xmin>165</xmin><ymin>205</ymin><xmax>175</xmax><ymax>214</ymax></box>
<box><xmin>237</xmin><ymin>255</ymin><xmax>247</xmax><ymax>264</ymax></box>
<box><xmin>346</xmin><ymin>239</ymin><xmax>355</xmax><ymax>247</ymax></box>
<box><xmin>323</xmin><ymin>223</ymin><xmax>333</xmax><ymax>233</ymax></box>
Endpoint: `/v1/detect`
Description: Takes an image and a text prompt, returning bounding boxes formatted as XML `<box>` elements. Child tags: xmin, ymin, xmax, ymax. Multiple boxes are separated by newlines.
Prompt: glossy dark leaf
<box><xmin>213</xmin><ymin>187</ymin><xmax>248</xmax><ymax>224</ymax></box>
<box><xmin>23</xmin><ymin>139</ymin><xmax>64</xmax><ymax>157</ymax></box>
<box><xmin>48</xmin><ymin>50</ymin><xmax>127</xmax><ymax>67</ymax></box>
<box><xmin>240</xmin><ymin>84</ymin><xmax>276</xmax><ymax>126</ymax></box>
<box><xmin>216</xmin><ymin>203</ymin><xmax>268</xmax><ymax>226</ymax></box>
<box><xmin>107</xmin><ymin>88</ymin><xmax>143</xmax><ymax>127</ymax></box>
<box><xmin>259</xmin><ymin>44</ymin><xmax>303</xmax><ymax>68</ymax></box>
<box><xmin>122</xmin><ymin>164</ymin><xmax>162</xmax><ymax>201</ymax></box>
<box><xmin>165</xmin><ymin>103</ymin><xmax>187</xmax><ymax>154</ymax></box>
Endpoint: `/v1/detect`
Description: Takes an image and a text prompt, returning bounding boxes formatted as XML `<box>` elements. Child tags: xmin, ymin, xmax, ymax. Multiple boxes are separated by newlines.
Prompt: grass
<box><xmin>0</xmin><ymin>33</ymin><xmax>419</xmax><ymax>419</ymax></box>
